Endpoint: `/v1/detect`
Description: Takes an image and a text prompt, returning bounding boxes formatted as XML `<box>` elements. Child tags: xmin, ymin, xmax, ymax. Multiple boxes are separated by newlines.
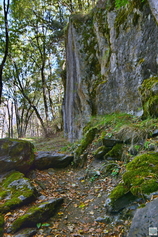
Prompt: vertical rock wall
<box><xmin>64</xmin><ymin>0</ymin><xmax>158</xmax><ymax>141</ymax></box>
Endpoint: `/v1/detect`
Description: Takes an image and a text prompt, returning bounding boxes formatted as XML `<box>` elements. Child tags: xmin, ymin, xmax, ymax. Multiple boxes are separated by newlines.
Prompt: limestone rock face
<box><xmin>64</xmin><ymin>0</ymin><xmax>158</xmax><ymax>141</ymax></box>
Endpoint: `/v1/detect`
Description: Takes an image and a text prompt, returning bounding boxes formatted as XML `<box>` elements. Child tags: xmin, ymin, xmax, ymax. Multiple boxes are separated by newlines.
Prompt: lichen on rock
<box><xmin>0</xmin><ymin>171</ymin><xmax>38</xmax><ymax>213</ymax></box>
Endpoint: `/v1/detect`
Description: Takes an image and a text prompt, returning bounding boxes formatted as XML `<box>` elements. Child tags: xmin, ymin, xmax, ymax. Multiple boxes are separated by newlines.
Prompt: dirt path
<box><xmin>30</xmin><ymin>157</ymin><xmax>130</xmax><ymax>237</ymax></box>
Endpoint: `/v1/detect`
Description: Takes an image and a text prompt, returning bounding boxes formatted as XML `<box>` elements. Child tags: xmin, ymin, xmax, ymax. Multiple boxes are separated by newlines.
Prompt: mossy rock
<box><xmin>109</xmin><ymin>183</ymin><xmax>129</xmax><ymax>201</ymax></box>
<box><xmin>11</xmin><ymin>198</ymin><xmax>63</xmax><ymax>233</ymax></box>
<box><xmin>92</xmin><ymin>145</ymin><xmax>110</xmax><ymax>159</ymax></box>
<box><xmin>140</xmin><ymin>77</ymin><xmax>158</xmax><ymax>118</ymax></box>
<box><xmin>0</xmin><ymin>171</ymin><xmax>38</xmax><ymax>213</ymax></box>
<box><xmin>0</xmin><ymin>214</ymin><xmax>4</xmax><ymax>237</ymax></box>
<box><xmin>110</xmin><ymin>152</ymin><xmax>158</xmax><ymax>202</ymax></box>
<box><xmin>0</xmin><ymin>138</ymin><xmax>35</xmax><ymax>174</ymax></box>
<box><xmin>123</xmin><ymin>152</ymin><xmax>158</xmax><ymax>195</ymax></box>
<box><xmin>74</xmin><ymin>127</ymin><xmax>98</xmax><ymax>166</ymax></box>
<box><xmin>105</xmin><ymin>143</ymin><xmax>123</xmax><ymax>160</ymax></box>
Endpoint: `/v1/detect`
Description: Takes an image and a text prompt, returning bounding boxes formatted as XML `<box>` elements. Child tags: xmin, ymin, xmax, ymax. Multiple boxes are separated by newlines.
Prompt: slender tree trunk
<box><xmin>6</xmin><ymin>101</ymin><xmax>11</xmax><ymax>137</ymax></box>
<box><xmin>0</xmin><ymin>0</ymin><xmax>10</xmax><ymax>103</ymax></box>
<box><xmin>10</xmin><ymin>102</ymin><xmax>14</xmax><ymax>137</ymax></box>
<box><xmin>41</xmin><ymin>62</ymin><xmax>49</xmax><ymax>123</ymax></box>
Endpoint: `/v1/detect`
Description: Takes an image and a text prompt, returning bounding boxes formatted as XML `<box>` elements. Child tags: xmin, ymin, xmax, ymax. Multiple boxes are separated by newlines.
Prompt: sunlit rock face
<box><xmin>64</xmin><ymin>0</ymin><xmax>158</xmax><ymax>141</ymax></box>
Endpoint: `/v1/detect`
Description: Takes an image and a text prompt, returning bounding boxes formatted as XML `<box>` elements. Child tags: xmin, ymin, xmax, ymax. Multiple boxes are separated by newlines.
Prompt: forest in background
<box><xmin>0</xmin><ymin>0</ymin><xmax>97</xmax><ymax>139</ymax></box>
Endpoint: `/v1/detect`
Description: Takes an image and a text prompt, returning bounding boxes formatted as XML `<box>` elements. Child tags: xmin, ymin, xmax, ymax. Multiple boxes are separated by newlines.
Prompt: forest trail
<box><xmin>3</xmin><ymin>133</ymin><xmax>131</xmax><ymax>236</ymax></box>
<box><xmin>31</xmin><ymin>162</ymin><xmax>130</xmax><ymax>237</ymax></box>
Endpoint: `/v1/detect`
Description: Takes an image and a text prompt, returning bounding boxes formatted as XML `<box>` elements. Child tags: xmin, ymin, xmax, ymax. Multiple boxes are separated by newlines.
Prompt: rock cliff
<box><xmin>63</xmin><ymin>0</ymin><xmax>158</xmax><ymax>141</ymax></box>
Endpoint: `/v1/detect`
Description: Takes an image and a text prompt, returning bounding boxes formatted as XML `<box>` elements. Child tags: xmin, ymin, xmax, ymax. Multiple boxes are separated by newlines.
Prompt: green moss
<box><xmin>109</xmin><ymin>183</ymin><xmax>129</xmax><ymax>201</ymax></box>
<box><xmin>0</xmin><ymin>171</ymin><xmax>37</xmax><ymax>213</ymax></box>
<box><xmin>11</xmin><ymin>198</ymin><xmax>63</xmax><ymax>233</ymax></box>
<box><xmin>140</xmin><ymin>77</ymin><xmax>158</xmax><ymax>118</ymax></box>
<box><xmin>12</xmin><ymin>213</ymin><xmax>30</xmax><ymax>232</ymax></box>
<box><xmin>75</xmin><ymin>127</ymin><xmax>98</xmax><ymax>157</ymax></box>
<box><xmin>92</xmin><ymin>146</ymin><xmax>107</xmax><ymax>156</ymax></box>
<box><xmin>2</xmin><ymin>171</ymin><xmax>24</xmax><ymax>188</ymax></box>
<box><xmin>109</xmin><ymin>152</ymin><xmax>158</xmax><ymax>201</ymax></box>
<box><xmin>123</xmin><ymin>152</ymin><xmax>158</xmax><ymax>195</ymax></box>
<box><xmin>105</xmin><ymin>143</ymin><xmax>123</xmax><ymax>159</ymax></box>
<box><xmin>126</xmin><ymin>152</ymin><xmax>158</xmax><ymax>170</ymax></box>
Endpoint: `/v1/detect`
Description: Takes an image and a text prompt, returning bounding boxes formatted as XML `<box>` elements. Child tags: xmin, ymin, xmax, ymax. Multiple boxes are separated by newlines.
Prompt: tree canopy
<box><xmin>0</xmin><ymin>0</ymin><xmax>129</xmax><ymax>138</ymax></box>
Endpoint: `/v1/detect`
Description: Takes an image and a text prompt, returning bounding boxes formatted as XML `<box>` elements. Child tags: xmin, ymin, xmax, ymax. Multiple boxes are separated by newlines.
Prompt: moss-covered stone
<box><xmin>0</xmin><ymin>138</ymin><xmax>35</xmax><ymax>174</ymax></box>
<box><xmin>0</xmin><ymin>171</ymin><xmax>37</xmax><ymax>213</ymax></box>
<box><xmin>74</xmin><ymin>127</ymin><xmax>98</xmax><ymax>166</ymax></box>
<box><xmin>0</xmin><ymin>214</ymin><xmax>4</xmax><ymax>237</ymax></box>
<box><xmin>11</xmin><ymin>198</ymin><xmax>63</xmax><ymax>233</ymax></box>
<box><xmin>92</xmin><ymin>145</ymin><xmax>109</xmax><ymax>159</ymax></box>
<box><xmin>105</xmin><ymin>143</ymin><xmax>123</xmax><ymax>160</ymax></box>
<box><xmin>109</xmin><ymin>182</ymin><xmax>129</xmax><ymax>201</ymax></box>
<box><xmin>110</xmin><ymin>152</ymin><xmax>158</xmax><ymax>202</ymax></box>
<box><xmin>140</xmin><ymin>76</ymin><xmax>158</xmax><ymax>118</ymax></box>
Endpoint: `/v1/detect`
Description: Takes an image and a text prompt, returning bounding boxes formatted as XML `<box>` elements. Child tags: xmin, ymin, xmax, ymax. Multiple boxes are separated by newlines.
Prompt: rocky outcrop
<box><xmin>64</xmin><ymin>0</ymin><xmax>158</xmax><ymax>141</ymax></box>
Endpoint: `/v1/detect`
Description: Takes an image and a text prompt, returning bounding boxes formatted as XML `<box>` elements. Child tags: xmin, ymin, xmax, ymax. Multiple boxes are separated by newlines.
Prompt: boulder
<box><xmin>0</xmin><ymin>139</ymin><xmax>35</xmax><ymax>174</ymax></box>
<box><xmin>0</xmin><ymin>171</ymin><xmax>38</xmax><ymax>213</ymax></box>
<box><xmin>35</xmin><ymin>151</ymin><xmax>73</xmax><ymax>169</ymax></box>
<box><xmin>128</xmin><ymin>198</ymin><xmax>158</xmax><ymax>237</ymax></box>
<box><xmin>11</xmin><ymin>198</ymin><xmax>64</xmax><ymax>233</ymax></box>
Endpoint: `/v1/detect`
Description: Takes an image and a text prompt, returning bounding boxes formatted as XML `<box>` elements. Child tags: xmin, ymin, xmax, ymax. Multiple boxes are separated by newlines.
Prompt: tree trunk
<box><xmin>0</xmin><ymin>0</ymin><xmax>10</xmax><ymax>103</ymax></box>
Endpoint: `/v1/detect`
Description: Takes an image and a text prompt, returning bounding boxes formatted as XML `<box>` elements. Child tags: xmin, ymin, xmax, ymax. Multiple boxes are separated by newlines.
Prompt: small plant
<box><xmin>37</xmin><ymin>223</ymin><xmax>50</xmax><ymax>228</ymax></box>
<box><xmin>111</xmin><ymin>168</ymin><xmax>120</xmax><ymax>176</ymax></box>
<box><xmin>133</xmin><ymin>144</ymin><xmax>141</xmax><ymax>151</ymax></box>
<box><xmin>90</xmin><ymin>175</ymin><xmax>97</xmax><ymax>182</ymax></box>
